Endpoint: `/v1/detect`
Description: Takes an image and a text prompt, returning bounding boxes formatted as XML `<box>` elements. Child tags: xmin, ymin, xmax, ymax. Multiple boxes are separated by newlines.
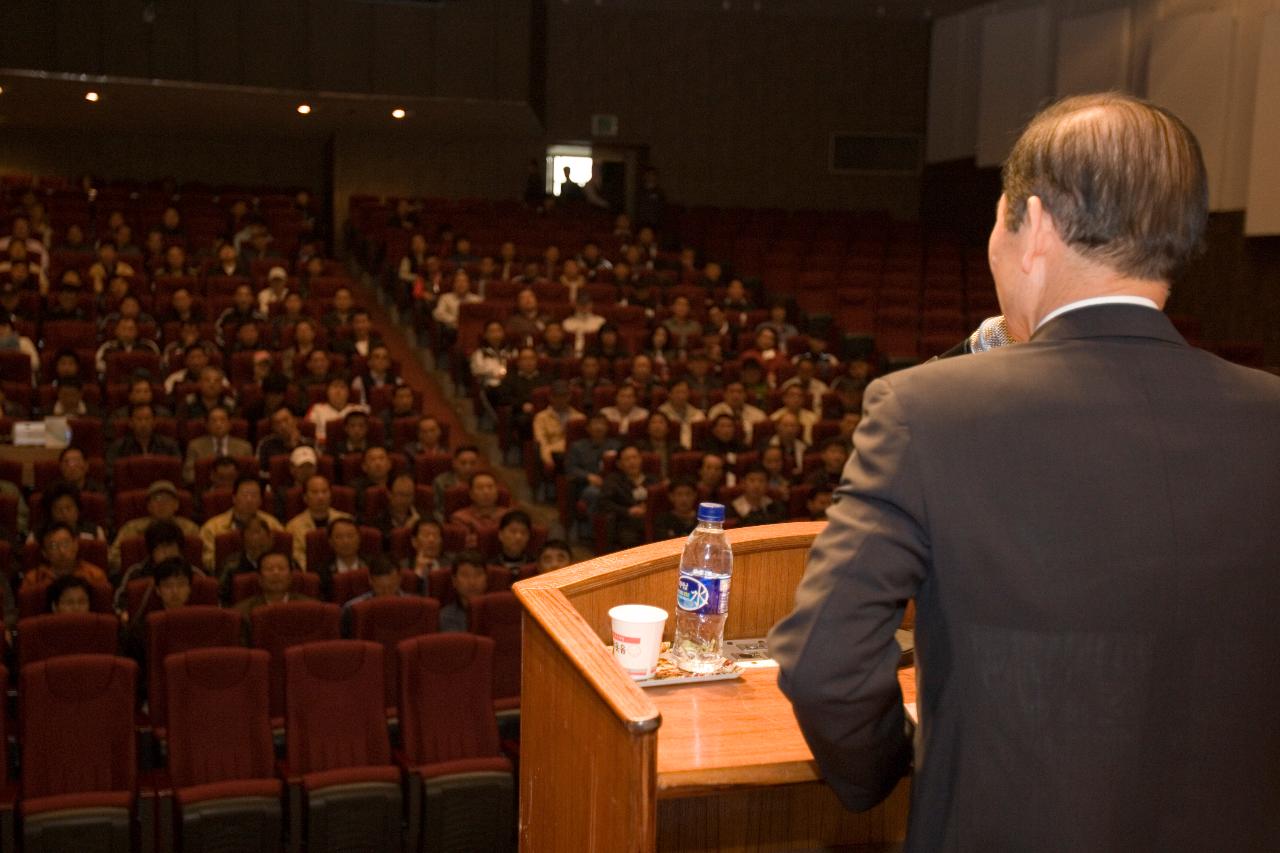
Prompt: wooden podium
<box><xmin>513</xmin><ymin>522</ymin><xmax>912</xmax><ymax>852</ymax></box>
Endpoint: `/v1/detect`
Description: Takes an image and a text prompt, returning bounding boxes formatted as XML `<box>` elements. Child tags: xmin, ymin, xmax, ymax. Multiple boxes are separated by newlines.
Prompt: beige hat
<box><xmin>290</xmin><ymin>446</ymin><xmax>317</xmax><ymax>467</ymax></box>
<box><xmin>268</xmin><ymin>266</ymin><xmax>288</xmax><ymax>281</ymax></box>
<box><xmin>147</xmin><ymin>480</ymin><xmax>179</xmax><ymax>499</ymax></box>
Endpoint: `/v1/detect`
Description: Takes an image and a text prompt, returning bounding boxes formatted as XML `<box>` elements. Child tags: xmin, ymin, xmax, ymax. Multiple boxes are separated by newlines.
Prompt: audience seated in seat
<box><xmin>234</xmin><ymin>550</ymin><xmax>313</xmax><ymax>617</ymax></box>
<box><xmin>200</xmin><ymin>475</ymin><xmax>283</xmax><ymax>571</ymax></box>
<box><xmin>285</xmin><ymin>475</ymin><xmax>353</xmax><ymax>570</ymax></box>
<box><xmin>439</xmin><ymin>550</ymin><xmax>489</xmax><ymax>633</ymax></box>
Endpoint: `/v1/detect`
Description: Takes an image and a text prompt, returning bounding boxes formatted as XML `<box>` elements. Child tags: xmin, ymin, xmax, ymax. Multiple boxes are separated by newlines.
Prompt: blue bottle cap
<box><xmin>697</xmin><ymin>502</ymin><xmax>725</xmax><ymax>522</ymax></box>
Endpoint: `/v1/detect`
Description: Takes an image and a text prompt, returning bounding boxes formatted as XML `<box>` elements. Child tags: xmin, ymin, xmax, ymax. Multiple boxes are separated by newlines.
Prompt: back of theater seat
<box><xmin>161</xmin><ymin>647</ymin><xmax>281</xmax><ymax>852</ymax></box>
<box><xmin>146</xmin><ymin>606</ymin><xmax>243</xmax><ymax>735</ymax></box>
<box><xmin>17</xmin><ymin>612</ymin><xmax>119</xmax><ymax>669</ymax></box>
<box><xmin>283</xmin><ymin>640</ymin><xmax>401</xmax><ymax>853</ymax></box>
<box><xmin>348</xmin><ymin>596</ymin><xmax>440</xmax><ymax>716</ymax></box>
<box><xmin>20</xmin><ymin>655</ymin><xmax>142</xmax><ymax>853</ymax></box>
<box><xmin>249</xmin><ymin>600</ymin><xmax>342</xmax><ymax>723</ymax></box>
<box><xmin>396</xmin><ymin>634</ymin><xmax>514</xmax><ymax>853</ymax></box>
<box><xmin>468</xmin><ymin>592</ymin><xmax>523</xmax><ymax>717</ymax></box>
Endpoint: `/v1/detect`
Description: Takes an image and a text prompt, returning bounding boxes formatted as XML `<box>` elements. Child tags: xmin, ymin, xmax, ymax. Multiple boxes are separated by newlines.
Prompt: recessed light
<box><xmin>391</xmin><ymin>108</ymin><xmax>406</xmax><ymax>120</ymax></box>
<box><xmin>297</xmin><ymin>104</ymin><xmax>312</xmax><ymax>115</ymax></box>
<box><xmin>0</xmin><ymin>86</ymin><xmax>6</xmax><ymax>96</ymax></box>
<box><xmin>85</xmin><ymin>91</ymin><xmax>100</xmax><ymax>102</ymax></box>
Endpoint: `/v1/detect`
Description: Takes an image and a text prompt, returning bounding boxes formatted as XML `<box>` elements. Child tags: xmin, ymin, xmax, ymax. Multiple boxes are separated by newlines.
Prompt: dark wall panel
<box><xmin>52</xmin><ymin>1</ymin><xmax>102</xmax><ymax>74</ymax></box>
<box><xmin>308</xmin><ymin>0</ymin><xmax>373</xmax><ymax>93</ymax></box>
<box><xmin>1</xmin><ymin>2</ymin><xmax>57</xmax><ymax>71</ymax></box>
<box><xmin>370</xmin><ymin>4</ymin><xmax>437</xmax><ymax>97</ymax></box>
<box><xmin>240</xmin><ymin>0</ymin><xmax>309</xmax><ymax>90</ymax></box>
<box><xmin>546</xmin><ymin>7</ymin><xmax>930</xmax><ymax>214</ymax></box>
<box><xmin>193</xmin><ymin>3</ymin><xmax>243</xmax><ymax>85</ymax></box>
<box><xmin>101</xmin><ymin>0</ymin><xmax>153</xmax><ymax>78</ymax></box>
<box><xmin>151</xmin><ymin>1</ymin><xmax>198</xmax><ymax>82</ymax></box>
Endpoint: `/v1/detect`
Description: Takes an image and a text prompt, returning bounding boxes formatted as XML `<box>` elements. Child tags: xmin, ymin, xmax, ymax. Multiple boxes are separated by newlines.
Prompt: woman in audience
<box><xmin>587</xmin><ymin>323</ymin><xmax>630</xmax><ymax>370</ymax></box>
<box><xmin>642</xmin><ymin>326</ymin><xmax>675</xmax><ymax>381</ymax></box>
<box><xmin>282</xmin><ymin>318</ymin><xmax>320</xmax><ymax>378</ymax></box>
<box><xmin>31</xmin><ymin>484</ymin><xmax>106</xmax><ymax>544</ymax></box>
<box><xmin>306</xmin><ymin>375</ymin><xmax>368</xmax><ymax>447</ymax></box>
<box><xmin>600</xmin><ymin>444</ymin><xmax>655</xmax><ymax>551</ymax></box>
<box><xmin>470</xmin><ymin>320</ymin><xmax>513</xmax><ymax>423</ymax></box>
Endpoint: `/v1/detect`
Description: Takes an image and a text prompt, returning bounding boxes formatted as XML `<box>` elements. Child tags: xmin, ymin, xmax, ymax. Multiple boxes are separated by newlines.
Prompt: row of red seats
<box><xmin>2</xmin><ymin>634</ymin><xmax>514</xmax><ymax>852</ymax></box>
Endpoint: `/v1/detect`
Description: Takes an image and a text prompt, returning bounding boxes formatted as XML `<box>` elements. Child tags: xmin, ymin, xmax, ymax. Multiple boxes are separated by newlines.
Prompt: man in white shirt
<box><xmin>599</xmin><ymin>384</ymin><xmax>649</xmax><ymax>438</ymax></box>
<box><xmin>562</xmin><ymin>294</ymin><xmax>606</xmax><ymax>355</ymax></box>
<box><xmin>706</xmin><ymin>381</ymin><xmax>767</xmax><ymax>444</ymax></box>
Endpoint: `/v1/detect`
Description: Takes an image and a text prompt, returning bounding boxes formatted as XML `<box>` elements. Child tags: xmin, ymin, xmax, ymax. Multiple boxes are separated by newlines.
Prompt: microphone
<box><xmin>930</xmin><ymin>316</ymin><xmax>1014</xmax><ymax>361</ymax></box>
<box><xmin>966</xmin><ymin>316</ymin><xmax>1013</xmax><ymax>353</ymax></box>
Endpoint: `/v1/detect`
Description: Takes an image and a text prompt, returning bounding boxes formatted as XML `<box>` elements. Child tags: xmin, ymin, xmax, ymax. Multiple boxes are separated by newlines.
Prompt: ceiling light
<box><xmin>297</xmin><ymin>103</ymin><xmax>312</xmax><ymax>115</ymax></box>
<box><xmin>0</xmin><ymin>86</ymin><xmax>5</xmax><ymax>96</ymax></box>
<box><xmin>85</xmin><ymin>91</ymin><xmax>100</xmax><ymax>102</ymax></box>
<box><xmin>391</xmin><ymin>108</ymin><xmax>406</xmax><ymax>120</ymax></box>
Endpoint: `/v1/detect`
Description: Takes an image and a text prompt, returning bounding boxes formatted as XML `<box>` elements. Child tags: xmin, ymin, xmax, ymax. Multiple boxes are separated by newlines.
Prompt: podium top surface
<box><xmin>649</xmin><ymin>664</ymin><xmax>916</xmax><ymax>795</ymax></box>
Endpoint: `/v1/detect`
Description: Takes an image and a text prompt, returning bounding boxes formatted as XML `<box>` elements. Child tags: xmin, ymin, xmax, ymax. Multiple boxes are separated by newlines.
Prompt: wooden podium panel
<box><xmin>515</xmin><ymin>523</ymin><xmax>913</xmax><ymax>852</ymax></box>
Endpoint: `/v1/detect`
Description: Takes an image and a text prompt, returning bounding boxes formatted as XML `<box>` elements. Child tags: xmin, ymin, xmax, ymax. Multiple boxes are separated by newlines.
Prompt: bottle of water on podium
<box><xmin>673</xmin><ymin>502</ymin><xmax>734</xmax><ymax>673</ymax></box>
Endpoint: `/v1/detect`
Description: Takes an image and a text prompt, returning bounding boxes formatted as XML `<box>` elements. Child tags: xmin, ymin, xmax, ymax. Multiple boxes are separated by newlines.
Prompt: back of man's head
<box><xmin>1001</xmin><ymin>93</ymin><xmax>1207</xmax><ymax>283</ymax></box>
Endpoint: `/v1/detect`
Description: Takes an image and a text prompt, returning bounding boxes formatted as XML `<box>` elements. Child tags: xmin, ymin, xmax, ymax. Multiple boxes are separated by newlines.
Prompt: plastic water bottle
<box><xmin>672</xmin><ymin>502</ymin><xmax>734</xmax><ymax>673</ymax></box>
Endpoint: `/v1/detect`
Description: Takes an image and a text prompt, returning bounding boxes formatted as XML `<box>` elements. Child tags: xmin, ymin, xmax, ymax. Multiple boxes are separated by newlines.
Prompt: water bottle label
<box><xmin>676</xmin><ymin>572</ymin><xmax>730</xmax><ymax>615</ymax></box>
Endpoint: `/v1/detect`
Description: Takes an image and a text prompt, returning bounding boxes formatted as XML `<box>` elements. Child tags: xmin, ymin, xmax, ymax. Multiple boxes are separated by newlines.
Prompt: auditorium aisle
<box><xmin>353</xmin><ymin>272</ymin><xmax>571</xmax><ymax>550</ymax></box>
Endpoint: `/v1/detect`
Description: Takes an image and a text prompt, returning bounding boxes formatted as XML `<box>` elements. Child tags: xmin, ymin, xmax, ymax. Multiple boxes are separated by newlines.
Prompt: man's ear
<box><xmin>1020</xmin><ymin>195</ymin><xmax>1060</xmax><ymax>273</ymax></box>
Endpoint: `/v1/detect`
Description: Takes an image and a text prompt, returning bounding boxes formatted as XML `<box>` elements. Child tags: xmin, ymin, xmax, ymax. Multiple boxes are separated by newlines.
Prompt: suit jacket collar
<box><xmin>1030</xmin><ymin>304</ymin><xmax>1186</xmax><ymax>347</ymax></box>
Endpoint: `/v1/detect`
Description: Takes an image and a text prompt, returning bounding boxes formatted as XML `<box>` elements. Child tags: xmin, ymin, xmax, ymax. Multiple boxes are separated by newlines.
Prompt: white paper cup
<box><xmin>609</xmin><ymin>604</ymin><xmax>668</xmax><ymax>680</ymax></box>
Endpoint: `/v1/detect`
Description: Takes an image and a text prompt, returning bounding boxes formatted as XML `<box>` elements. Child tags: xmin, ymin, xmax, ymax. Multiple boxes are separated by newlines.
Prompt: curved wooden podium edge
<box><xmin>513</xmin><ymin>522</ymin><xmax>827</xmax><ymax>735</ymax></box>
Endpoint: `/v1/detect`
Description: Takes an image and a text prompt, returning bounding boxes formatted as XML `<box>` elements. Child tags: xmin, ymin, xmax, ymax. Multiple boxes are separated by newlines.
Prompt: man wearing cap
<box><xmin>183</xmin><ymin>405</ymin><xmax>253</xmax><ymax>485</ymax></box>
<box><xmin>532</xmin><ymin>380</ymin><xmax>584</xmax><ymax>469</ymax></box>
<box><xmin>257</xmin><ymin>266</ymin><xmax>292</xmax><ymax>315</ymax></box>
<box><xmin>285</xmin><ymin>474</ymin><xmax>353</xmax><ymax>570</ymax></box>
<box><xmin>108</xmin><ymin>481</ymin><xmax>200</xmax><ymax>576</ymax></box>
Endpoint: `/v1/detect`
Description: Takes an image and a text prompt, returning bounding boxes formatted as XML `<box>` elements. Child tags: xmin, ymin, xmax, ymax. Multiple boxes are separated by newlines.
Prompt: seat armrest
<box><xmin>136</xmin><ymin>775</ymin><xmax>163</xmax><ymax>853</ymax></box>
<box><xmin>393</xmin><ymin>750</ymin><xmax>423</xmax><ymax>853</ymax></box>
<box><xmin>276</xmin><ymin>761</ymin><xmax>303</xmax><ymax>853</ymax></box>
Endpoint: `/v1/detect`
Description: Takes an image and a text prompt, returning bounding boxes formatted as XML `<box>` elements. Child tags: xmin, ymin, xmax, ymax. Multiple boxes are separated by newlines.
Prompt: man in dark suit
<box><xmin>769</xmin><ymin>93</ymin><xmax>1280</xmax><ymax>851</ymax></box>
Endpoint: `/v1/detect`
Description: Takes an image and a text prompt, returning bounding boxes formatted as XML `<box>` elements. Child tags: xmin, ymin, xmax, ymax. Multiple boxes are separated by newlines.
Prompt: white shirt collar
<box><xmin>1036</xmin><ymin>296</ymin><xmax>1159</xmax><ymax>331</ymax></box>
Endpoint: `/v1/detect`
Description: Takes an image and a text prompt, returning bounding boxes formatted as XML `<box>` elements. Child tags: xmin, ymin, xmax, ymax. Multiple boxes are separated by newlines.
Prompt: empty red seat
<box><xmin>16</xmin><ymin>612</ymin><xmax>119</xmax><ymax>669</ymax></box>
<box><xmin>249</xmin><ymin>601</ymin><xmax>342</xmax><ymax>723</ymax></box>
<box><xmin>468</xmin><ymin>592</ymin><xmax>523</xmax><ymax>716</ymax></box>
<box><xmin>347</xmin><ymin>596</ymin><xmax>440</xmax><ymax>716</ymax></box>
<box><xmin>20</xmin><ymin>655</ymin><xmax>145</xmax><ymax>853</ymax></box>
<box><xmin>396</xmin><ymin>634</ymin><xmax>515</xmax><ymax>853</ymax></box>
<box><xmin>158</xmin><ymin>648</ymin><xmax>282</xmax><ymax>851</ymax></box>
<box><xmin>145</xmin><ymin>606</ymin><xmax>243</xmax><ymax>735</ymax></box>
<box><xmin>283</xmin><ymin>640</ymin><xmax>402</xmax><ymax>852</ymax></box>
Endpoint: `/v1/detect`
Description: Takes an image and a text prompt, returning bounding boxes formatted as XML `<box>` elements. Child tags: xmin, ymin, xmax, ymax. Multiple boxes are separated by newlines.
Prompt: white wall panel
<box><xmin>1146</xmin><ymin>11</ymin><xmax>1236</xmax><ymax>209</ymax></box>
<box><xmin>976</xmin><ymin>5</ymin><xmax>1055</xmax><ymax>167</ymax></box>
<box><xmin>1245</xmin><ymin>11</ymin><xmax>1280</xmax><ymax>233</ymax></box>
<box><xmin>1056</xmin><ymin>7</ymin><xmax>1132</xmax><ymax>96</ymax></box>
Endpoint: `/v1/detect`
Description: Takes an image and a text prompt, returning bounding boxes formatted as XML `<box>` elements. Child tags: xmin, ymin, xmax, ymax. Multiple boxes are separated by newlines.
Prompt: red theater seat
<box><xmin>20</xmin><ymin>655</ymin><xmax>145</xmax><ymax>853</ymax></box>
<box><xmin>347</xmin><ymin>596</ymin><xmax>440</xmax><ymax>717</ymax></box>
<box><xmin>396</xmin><ymin>634</ymin><xmax>515</xmax><ymax>853</ymax></box>
<box><xmin>16</xmin><ymin>612</ymin><xmax>119</xmax><ymax>668</ymax></box>
<box><xmin>157</xmin><ymin>648</ymin><xmax>282</xmax><ymax>851</ymax></box>
<box><xmin>249</xmin><ymin>601</ymin><xmax>342</xmax><ymax>724</ymax></box>
<box><xmin>282</xmin><ymin>641</ymin><xmax>402</xmax><ymax>852</ymax></box>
